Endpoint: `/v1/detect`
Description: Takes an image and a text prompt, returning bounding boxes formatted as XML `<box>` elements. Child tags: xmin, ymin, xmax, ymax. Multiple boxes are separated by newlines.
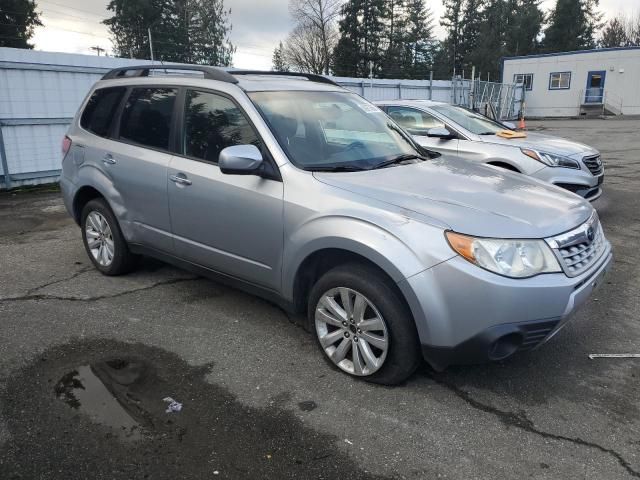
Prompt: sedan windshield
<box><xmin>248</xmin><ymin>91</ymin><xmax>427</xmax><ymax>171</ymax></box>
<box><xmin>430</xmin><ymin>104</ymin><xmax>508</xmax><ymax>136</ymax></box>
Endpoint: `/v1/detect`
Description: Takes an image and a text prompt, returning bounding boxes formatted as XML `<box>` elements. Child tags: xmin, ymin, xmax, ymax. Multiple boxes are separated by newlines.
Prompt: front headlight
<box><xmin>446</xmin><ymin>231</ymin><xmax>561</xmax><ymax>278</ymax></box>
<box><xmin>521</xmin><ymin>148</ymin><xmax>580</xmax><ymax>169</ymax></box>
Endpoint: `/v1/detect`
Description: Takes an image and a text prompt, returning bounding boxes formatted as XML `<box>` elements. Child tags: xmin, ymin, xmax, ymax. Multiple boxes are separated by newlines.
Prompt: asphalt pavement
<box><xmin>0</xmin><ymin>118</ymin><xmax>639</xmax><ymax>479</ymax></box>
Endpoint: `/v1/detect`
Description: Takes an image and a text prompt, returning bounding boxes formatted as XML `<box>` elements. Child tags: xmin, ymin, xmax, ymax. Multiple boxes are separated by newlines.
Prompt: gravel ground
<box><xmin>0</xmin><ymin>118</ymin><xmax>639</xmax><ymax>479</ymax></box>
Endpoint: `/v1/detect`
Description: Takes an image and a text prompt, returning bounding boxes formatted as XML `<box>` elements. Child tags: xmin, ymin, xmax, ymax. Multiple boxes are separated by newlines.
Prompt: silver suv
<box><xmin>60</xmin><ymin>65</ymin><xmax>613</xmax><ymax>385</ymax></box>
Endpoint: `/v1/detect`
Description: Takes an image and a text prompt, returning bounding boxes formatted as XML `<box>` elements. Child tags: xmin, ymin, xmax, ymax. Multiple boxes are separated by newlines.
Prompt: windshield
<box><xmin>248</xmin><ymin>91</ymin><xmax>427</xmax><ymax>170</ymax></box>
<box><xmin>430</xmin><ymin>104</ymin><xmax>508</xmax><ymax>135</ymax></box>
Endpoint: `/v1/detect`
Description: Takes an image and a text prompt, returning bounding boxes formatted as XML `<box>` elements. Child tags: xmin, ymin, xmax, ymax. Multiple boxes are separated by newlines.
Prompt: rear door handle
<box><xmin>169</xmin><ymin>174</ymin><xmax>192</xmax><ymax>186</ymax></box>
<box><xmin>102</xmin><ymin>153</ymin><xmax>116</xmax><ymax>165</ymax></box>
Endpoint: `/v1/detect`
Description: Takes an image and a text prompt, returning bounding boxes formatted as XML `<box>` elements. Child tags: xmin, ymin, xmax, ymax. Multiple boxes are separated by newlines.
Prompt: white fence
<box><xmin>0</xmin><ymin>47</ymin><xmax>520</xmax><ymax>189</ymax></box>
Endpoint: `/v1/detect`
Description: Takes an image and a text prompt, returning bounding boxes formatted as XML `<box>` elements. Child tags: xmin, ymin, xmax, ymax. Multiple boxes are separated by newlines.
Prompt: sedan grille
<box><xmin>583</xmin><ymin>154</ymin><xmax>603</xmax><ymax>176</ymax></box>
<box><xmin>546</xmin><ymin>213</ymin><xmax>607</xmax><ymax>277</ymax></box>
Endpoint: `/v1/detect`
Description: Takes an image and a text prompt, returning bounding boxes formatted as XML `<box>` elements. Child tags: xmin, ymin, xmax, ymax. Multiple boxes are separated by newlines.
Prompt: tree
<box><xmin>458</xmin><ymin>0</ymin><xmax>485</xmax><ymax>72</ymax></box>
<box><xmin>0</xmin><ymin>0</ymin><xmax>42</xmax><ymax>49</ymax></box>
<box><xmin>280</xmin><ymin>23</ymin><xmax>328</xmax><ymax>74</ymax></box>
<box><xmin>272</xmin><ymin>41</ymin><xmax>289</xmax><ymax>70</ymax></box>
<box><xmin>601</xmin><ymin>16</ymin><xmax>627</xmax><ymax>47</ymax></box>
<box><xmin>332</xmin><ymin>0</ymin><xmax>388</xmax><ymax>77</ymax></box>
<box><xmin>289</xmin><ymin>0</ymin><xmax>342</xmax><ymax>74</ymax></box>
<box><xmin>543</xmin><ymin>0</ymin><xmax>602</xmax><ymax>53</ymax></box>
<box><xmin>401</xmin><ymin>0</ymin><xmax>435</xmax><ymax>78</ymax></box>
<box><xmin>440</xmin><ymin>0</ymin><xmax>464</xmax><ymax>75</ymax></box>
<box><xmin>505</xmin><ymin>0</ymin><xmax>543</xmax><ymax>56</ymax></box>
<box><xmin>466</xmin><ymin>0</ymin><xmax>506</xmax><ymax>79</ymax></box>
<box><xmin>104</xmin><ymin>0</ymin><xmax>234</xmax><ymax>65</ymax></box>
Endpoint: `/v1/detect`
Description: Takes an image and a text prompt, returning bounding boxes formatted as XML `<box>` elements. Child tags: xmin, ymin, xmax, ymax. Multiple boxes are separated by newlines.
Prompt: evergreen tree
<box><xmin>382</xmin><ymin>0</ymin><xmax>408</xmax><ymax>78</ymax></box>
<box><xmin>505</xmin><ymin>0</ymin><xmax>543</xmax><ymax>56</ymax></box>
<box><xmin>402</xmin><ymin>0</ymin><xmax>435</xmax><ymax>78</ymax></box>
<box><xmin>272</xmin><ymin>41</ymin><xmax>289</xmax><ymax>70</ymax></box>
<box><xmin>332</xmin><ymin>0</ymin><xmax>388</xmax><ymax>77</ymax></box>
<box><xmin>104</xmin><ymin>0</ymin><xmax>234</xmax><ymax>65</ymax></box>
<box><xmin>440</xmin><ymin>0</ymin><xmax>464</xmax><ymax>76</ymax></box>
<box><xmin>0</xmin><ymin>0</ymin><xmax>42</xmax><ymax>49</ymax></box>
<box><xmin>459</xmin><ymin>0</ymin><xmax>485</xmax><ymax>73</ymax></box>
<box><xmin>466</xmin><ymin>0</ymin><xmax>506</xmax><ymax>79</ymax></box>
<box><xmin>543</xmin><ymin>0</ymin><xmax>602</xmax><ymax>52</ymax></box>
<box><xmin>601</xmin><ymin>17</ymin><xmax>627</xmax><ymax>47</ymax></box>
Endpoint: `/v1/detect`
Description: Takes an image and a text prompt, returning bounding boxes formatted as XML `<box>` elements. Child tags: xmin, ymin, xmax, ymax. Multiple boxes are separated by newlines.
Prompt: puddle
<box><xmin>1</xmin><ymin>339</ymin><xmax>388</xmax><ymax>479</ymax></box>
<box><xmin>55</xmin><ymin>364</ymin><xmax>143</xmax><ymax>441</ymax></box>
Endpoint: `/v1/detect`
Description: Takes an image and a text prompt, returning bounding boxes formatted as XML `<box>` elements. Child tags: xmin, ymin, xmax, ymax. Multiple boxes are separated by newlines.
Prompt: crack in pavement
<box><xmin>431</xmin><ymin>376</ymin><xmax>640</xmax><ymax>478</ymax></box>
<box><xmin>0</xmin><ymin>277</ymin><xmax>201</xmax><ymax>304</ymax></box>
<box><xmin>24</xmin><ymin>266</ymin><xmax>94</xmax><ymax>296</ymax></box>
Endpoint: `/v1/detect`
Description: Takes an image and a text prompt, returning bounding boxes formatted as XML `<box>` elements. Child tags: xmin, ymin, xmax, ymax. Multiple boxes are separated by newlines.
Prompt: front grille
<box><xmin>546</xmin><ymin>213</ymin><xmax>607</xmax><ymax>277</ymax></box>
<box><xmin>518</xmin><ymin>320</ymin><xmax>560</xmax><ymax>351</ymax></box>
<box><xmin>583</xmin><ymin>154</ymin><xmax>603</xmax><ymax>176</ymax></box>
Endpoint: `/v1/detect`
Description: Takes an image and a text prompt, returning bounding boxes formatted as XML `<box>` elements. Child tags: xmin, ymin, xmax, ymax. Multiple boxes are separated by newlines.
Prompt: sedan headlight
<box><xmin>446</xmin><ymin>231</ymin><xmax>561</xmax><ymax>278</ymax></box>
<box><xmin>521</xmin><ymin>148</ymin><xmax>580</xmax><ymax>169</ymax></box>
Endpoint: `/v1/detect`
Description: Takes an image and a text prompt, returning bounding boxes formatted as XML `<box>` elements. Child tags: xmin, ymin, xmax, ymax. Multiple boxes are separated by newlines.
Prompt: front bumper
<box><xmin>399</xmin><ymin>244</ymin><xmax>613</xmax><ymax>371</ymax></box>
<box><xmin>531</xmin><ymin>165</ymin><xmax>604</xmax><ymax>201</ymax></box>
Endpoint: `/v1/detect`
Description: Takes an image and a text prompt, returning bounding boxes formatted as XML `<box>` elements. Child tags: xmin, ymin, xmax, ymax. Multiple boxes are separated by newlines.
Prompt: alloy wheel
<box><xmin>315</xmin><ymin>287</ymin><xmax>389</xmax><ymax>376</ymax></box>
<box><xmin>85</xmin><ymin>211</ymin><xmax>115</xmax><ymax>267</ymax></box>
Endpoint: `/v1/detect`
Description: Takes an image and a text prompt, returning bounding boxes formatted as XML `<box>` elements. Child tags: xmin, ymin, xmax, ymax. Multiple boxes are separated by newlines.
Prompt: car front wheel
<box><xmin>308</xmin><ymin>263</ymin><xmax>421</xmax><ymax>385</ymax></box>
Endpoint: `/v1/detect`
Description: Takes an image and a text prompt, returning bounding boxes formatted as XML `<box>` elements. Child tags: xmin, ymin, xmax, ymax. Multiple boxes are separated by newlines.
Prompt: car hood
<box><xmin>480</xmin><ymin>132</ymin><xmax>597</xmax><ymax>157</ymax></box>
<box><xmin>313</xmin><ymin>156</ymin><xmax>593</xmax><ymax>238</ymax></box>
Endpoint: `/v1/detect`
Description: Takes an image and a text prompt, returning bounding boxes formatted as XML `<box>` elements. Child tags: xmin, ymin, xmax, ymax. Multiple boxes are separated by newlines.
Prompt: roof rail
<box><xmin>230</xmin><ymin>70</ymin><xmax>340</xmax><ymax>87</ymax></box>
<box><xmin>102</xmin><ymin>64</ymin><xmax>238</xmax><ymax>83</ymax></box>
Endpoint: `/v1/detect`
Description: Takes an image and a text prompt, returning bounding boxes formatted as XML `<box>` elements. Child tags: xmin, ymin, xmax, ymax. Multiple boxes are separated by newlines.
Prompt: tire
<box><xmin>81</xmin><ymin>198</ymin><xmax>137</xmax><ymax>276</ymax></box>
<box><xmin>308</xmin><ymin>263</ymin><xmax>421</xmax><ymax>385</ymax></box>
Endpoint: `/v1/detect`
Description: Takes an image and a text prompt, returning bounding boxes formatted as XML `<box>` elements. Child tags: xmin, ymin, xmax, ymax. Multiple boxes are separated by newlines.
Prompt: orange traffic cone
<box><xmin>518</xmin><ymin>116</ymin><xmax>526</xmax><ymax>130</ymax></box>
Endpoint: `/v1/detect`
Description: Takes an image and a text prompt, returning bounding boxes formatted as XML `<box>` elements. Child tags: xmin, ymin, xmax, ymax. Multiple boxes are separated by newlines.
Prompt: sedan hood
<box><xmin>480</xmin><ymin>132</ymin><xmax>597</xmax><ymax>157</ymax></box>
<box><xmin>313</xmin><ymin>156</ymin><xmax>593</xmax><ymax>238</ymax></box>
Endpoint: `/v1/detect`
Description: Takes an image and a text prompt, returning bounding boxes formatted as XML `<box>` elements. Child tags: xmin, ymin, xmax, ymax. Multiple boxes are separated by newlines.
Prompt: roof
<box><xmin>503</xmin><ymin>46</ymin><xmax>640</xmax><ymax>62</ymax></box>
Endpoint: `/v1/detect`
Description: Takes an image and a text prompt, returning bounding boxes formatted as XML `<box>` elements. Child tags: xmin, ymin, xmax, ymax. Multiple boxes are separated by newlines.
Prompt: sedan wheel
<box><xmin>315</xmin><ymin>287</ymin><xmax>389</xmax><ymax>376</ymax></box>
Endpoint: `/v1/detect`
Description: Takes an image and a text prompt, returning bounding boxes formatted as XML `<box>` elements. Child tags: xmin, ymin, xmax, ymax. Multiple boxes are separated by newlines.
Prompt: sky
<box><xmin>31</xmin><ymin>0</ymin><xmax>638</xmax><ymax>70</ymax></box>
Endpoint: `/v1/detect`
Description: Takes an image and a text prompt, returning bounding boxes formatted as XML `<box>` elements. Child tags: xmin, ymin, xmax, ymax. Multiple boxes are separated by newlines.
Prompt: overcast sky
<box><xmin>32</xmin><ymin>0</ymin><xmax>638</xmax><ymax>70</ymax></box>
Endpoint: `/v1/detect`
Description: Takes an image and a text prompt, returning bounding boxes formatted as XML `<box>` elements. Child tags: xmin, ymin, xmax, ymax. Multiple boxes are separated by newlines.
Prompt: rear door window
<box><xmin>119</xmin><ymin>88</ymin><xmax>178</xmax><ymax>150</ymax></box>
<box><xmin>183</xmin><ymin>90</ymin><xmax>261</xmax><ymax>163</ymax></box>
<box><xmin>80</xmin><ymin>87</ymin><xmax>126</xmax><ymax>137</ymax></box>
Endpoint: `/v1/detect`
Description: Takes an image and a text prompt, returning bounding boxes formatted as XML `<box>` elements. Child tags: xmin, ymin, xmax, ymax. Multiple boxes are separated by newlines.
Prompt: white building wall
<box><xmin>502</xmin><ymin>47</ymin><xmax>640</xmax><ymax>117</ymax></box>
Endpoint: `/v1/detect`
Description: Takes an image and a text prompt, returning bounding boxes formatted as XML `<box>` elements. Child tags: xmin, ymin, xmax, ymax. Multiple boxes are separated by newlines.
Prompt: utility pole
<box><xmin>148</xmin><ymin>28</ymin><xmax>155</xmax><ymax>62</ymax></box>
<box><xmin>90</xmin><ymin>46</ymin><xmax>105</xmax><ymax>56</ymax></box>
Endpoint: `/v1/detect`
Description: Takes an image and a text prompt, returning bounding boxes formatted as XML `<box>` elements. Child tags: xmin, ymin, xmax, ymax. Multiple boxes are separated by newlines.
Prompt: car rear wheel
<box><xmin>308</xmin><ymin>263</ymin><xmax>421</xmax><ymax>385</ymax></box>
<box><xmin>81</xmin><ymin>198</ymin><xmax>137</xmax><ymax>275</ymax></box>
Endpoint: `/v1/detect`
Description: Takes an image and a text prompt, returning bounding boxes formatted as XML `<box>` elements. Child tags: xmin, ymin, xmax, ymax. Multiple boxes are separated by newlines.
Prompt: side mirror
<box><xmin>426</xmin><ymin>127</ymin><xmax>454</xmax><ymax>139</ymax></box>
<box><xmin>501</xmin><ymin>121</ymin><xmax>517</xmax><ymax>130</ymax></box>
<box><xmin>219</xmin><ymin>145</ymin><xmax>264</xmax><ymax>175</ymax></box>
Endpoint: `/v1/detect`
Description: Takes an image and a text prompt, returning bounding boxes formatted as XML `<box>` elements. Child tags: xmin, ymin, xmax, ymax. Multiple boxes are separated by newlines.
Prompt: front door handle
<box><xmin>169</xmin><ymin>174</ymin><xmax>192</xmax><ymax>186</ymax></box>
<box><xmin>102</xmin><ymin>153</ymin><xmax>116</xmax><ymax>165</ymax></box>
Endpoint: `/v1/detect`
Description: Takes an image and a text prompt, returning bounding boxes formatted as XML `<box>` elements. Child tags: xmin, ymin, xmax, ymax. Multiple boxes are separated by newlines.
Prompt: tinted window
<box><xmin>184</xmin><ymin>90</ymin><xmax>261</xmax><ymax>162</ymax></box>
<box><xmin>80</xmin><ymin>87</ymin><xmax>125</xmax><ymax>137</ymax></box>
<box><xmin>119</xmin><ymin>88</ymin><xmax>177</xmax><ymax>150</ymax></box>
<box><xmin>387</xmin><ymin>106</ymin><xmax>445</xmax><ymax>132</ymax></box>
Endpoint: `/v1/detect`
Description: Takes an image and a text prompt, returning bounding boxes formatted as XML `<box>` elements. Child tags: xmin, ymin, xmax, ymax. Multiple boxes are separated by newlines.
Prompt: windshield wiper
<box><xmin>478</xmin><ymin>131</ymin><xmax>497</xmax><ymax>135</ymax></box>
<box><xmin>370</xmin><ymin>154</ymin><xmax>425</xmax><ymax>170</ymax></box>
<box><xmin>307</xmin><ymin>164</ymin><xmax>367</xmax><ymax>172</ymax></box>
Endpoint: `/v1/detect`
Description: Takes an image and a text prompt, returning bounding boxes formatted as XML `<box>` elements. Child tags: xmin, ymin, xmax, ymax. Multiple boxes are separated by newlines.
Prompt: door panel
<box><xmin>168</xmin><ymin>157</ymin><xmax>283</xmax><ymax>289</ymax></box>
<box><xmin>168</xmin><ymin>89</ymin><xmax>284</xmax><ymax>289</ymax></box>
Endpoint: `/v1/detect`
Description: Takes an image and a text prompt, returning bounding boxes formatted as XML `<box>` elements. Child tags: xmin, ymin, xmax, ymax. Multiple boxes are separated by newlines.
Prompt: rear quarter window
<box><xmin>80</xmin><ymin>87</ymin><xmax>126</xmax><ymax>137</ymax></box>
